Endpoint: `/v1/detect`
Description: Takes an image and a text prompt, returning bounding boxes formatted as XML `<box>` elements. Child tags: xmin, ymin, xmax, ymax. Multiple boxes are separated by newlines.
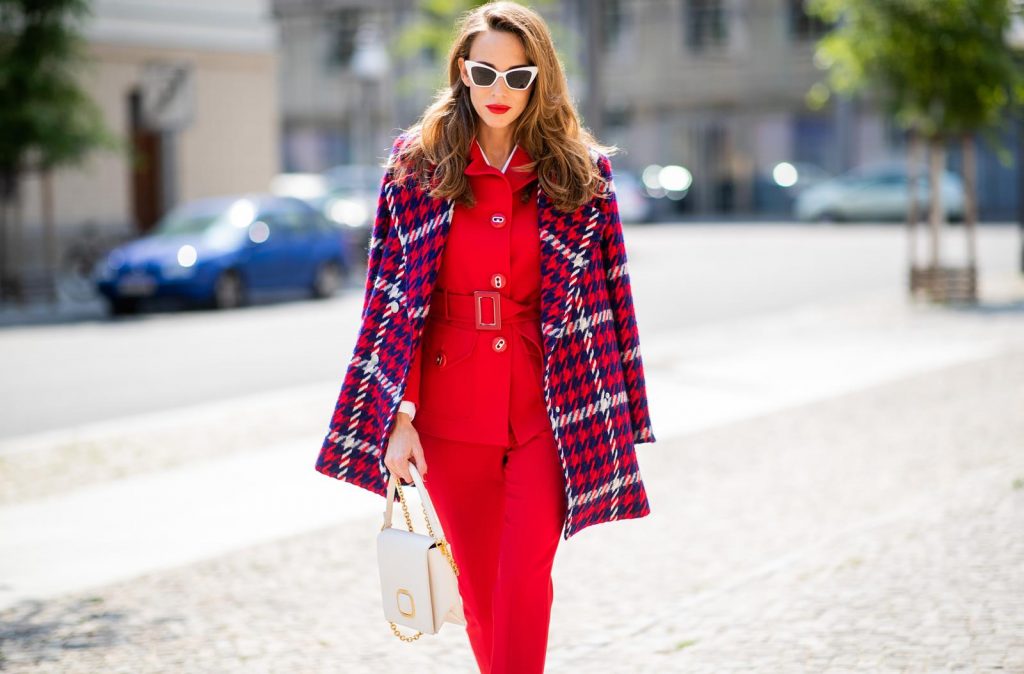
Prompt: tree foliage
<box><xmin>807</xmin><ymin>0</ymin><xmax>1024</xmax><ymax>152</ymax></box>
<box><xmin>0</xmin><ymin>0</ymin><xmax>120</xmax><ymax>195</ymax></box>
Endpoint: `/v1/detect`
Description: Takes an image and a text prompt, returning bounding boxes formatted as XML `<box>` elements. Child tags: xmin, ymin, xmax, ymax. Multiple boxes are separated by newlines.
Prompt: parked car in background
<box><xmin>795</xmin><ymin>161</ymin><xmax>965</xmax><ymax>223</ymax></box>
<box><xmin>270</xmin><ymin>165</ymin><xmax>382</xmax><ymax>264</ymax></box>
<box><xmin>612</xmin><ymin>169</ymin><xmax>655</xmax><ymax>224</ymax></box>
<box><xmin>315</xmin><ymin>164</ymin><xmax>385</xmax><ymax>256</ymax></box>
<box><xmin>754</xmin><ymin>161</ymin><xmax>834</xmax><ymax>215</ymax></box>
<box><xmin>94</xmin><ymin>194</ymin><xmax>351</xmax><ymax>315</ymax></box>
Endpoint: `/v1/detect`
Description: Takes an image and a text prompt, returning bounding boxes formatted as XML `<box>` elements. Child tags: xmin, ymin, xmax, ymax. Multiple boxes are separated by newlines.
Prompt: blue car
<box><xmin>95</xmin><ymin>194</ymin><xmax>351</xmax><ymax>315</ymax></box>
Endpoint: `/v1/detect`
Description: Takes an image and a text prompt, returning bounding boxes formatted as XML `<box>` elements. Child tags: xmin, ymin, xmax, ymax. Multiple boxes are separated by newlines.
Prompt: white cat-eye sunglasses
<box><xmin>463</xmin><ymin>59</ymin><xmax>539</xmax><ymax>91</ymax></box>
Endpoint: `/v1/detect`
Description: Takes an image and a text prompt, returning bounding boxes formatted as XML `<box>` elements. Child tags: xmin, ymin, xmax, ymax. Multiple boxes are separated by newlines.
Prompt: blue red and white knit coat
<box><xmin>315</xmin><ymin>131</ymin><xmax>657</xmax><ymax>540</ymax></box>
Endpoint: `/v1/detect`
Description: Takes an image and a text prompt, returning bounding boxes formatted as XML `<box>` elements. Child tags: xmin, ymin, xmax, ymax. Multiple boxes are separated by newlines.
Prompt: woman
<box><xmin>315</xmin><ymin>2</ymin><xmax>656</xmax><ymax>672</ymax></box>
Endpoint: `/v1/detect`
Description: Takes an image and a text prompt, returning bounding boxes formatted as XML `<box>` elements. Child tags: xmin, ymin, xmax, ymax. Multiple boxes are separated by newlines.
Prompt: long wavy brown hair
<box><xmin>388</xmin><ymin>1</ymin><xmax>617</xmax><ymax>214</ymax></box>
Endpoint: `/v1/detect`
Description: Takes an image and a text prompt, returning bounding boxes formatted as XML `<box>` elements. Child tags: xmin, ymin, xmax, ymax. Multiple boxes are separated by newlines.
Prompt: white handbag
<box><xmin>377</xmin><ymin>462</ymin><xmax>467</xmax><ymax>641</ymax></box>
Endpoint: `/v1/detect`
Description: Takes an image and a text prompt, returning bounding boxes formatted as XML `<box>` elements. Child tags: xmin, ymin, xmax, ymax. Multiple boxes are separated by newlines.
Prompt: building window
<box><xmin>788</xmin><ymin>0</ymin><xmax>830</xmax><ymax>41</ymax></box>
<box><xmin>327</xmin><ymin>8</ymin><xmax>361</xmax><ymax>68</ymax></box>
<box><xmin>685</xmin><ymin>0</ymin><xmax>728</xmax><ymax>53</ymax></box>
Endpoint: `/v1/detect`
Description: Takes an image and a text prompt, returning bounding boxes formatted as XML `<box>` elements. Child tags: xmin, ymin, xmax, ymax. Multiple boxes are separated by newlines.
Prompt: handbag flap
<box><xmin>377</xmin><ymin>527</ymin><xmax>436</xmax><ymax>633</ymax></box>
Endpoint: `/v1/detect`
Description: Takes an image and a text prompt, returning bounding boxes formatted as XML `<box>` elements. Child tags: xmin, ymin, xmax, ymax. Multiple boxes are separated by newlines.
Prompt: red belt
<box><xmin>430</xmin><ymin>287</ymin><xmax>539</xmax><ymax>330</ymax></box>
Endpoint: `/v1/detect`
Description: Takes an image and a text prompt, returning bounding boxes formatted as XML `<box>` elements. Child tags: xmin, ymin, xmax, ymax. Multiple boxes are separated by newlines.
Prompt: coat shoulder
<box><xmin>384</xmin><ymin>131</ymin><xmax>412</xmax><ymax>178</ymax></box>
<box><xmin>587</xmin><ymin>147</ymin><xmax>616</xmax><ymax>200</ymax></box>
<box><xmin>386</xmin><ymin>129</ymin><xmax>439</xmax><ymax>192</ymax></box>
<box><xmin>588</xmin><ymin>147</ymin><xmax>612</xmax><ymax>173</ymax></box>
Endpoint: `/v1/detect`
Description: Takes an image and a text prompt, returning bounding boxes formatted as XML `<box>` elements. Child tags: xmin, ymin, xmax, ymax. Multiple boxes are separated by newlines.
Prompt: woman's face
<box><xmin>458</xmin><ymin>29</ymin><xmax>534</xmax><ymax>131</ymax></box>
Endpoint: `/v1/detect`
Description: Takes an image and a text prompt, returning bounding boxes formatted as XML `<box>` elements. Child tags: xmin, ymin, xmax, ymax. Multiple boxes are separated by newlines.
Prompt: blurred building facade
<box><xmin>595</xmin><ymin>0</ymin><xmax>1018</xmax><ymax>220</ymax></box>
<box><xmin>272</xmin><ymin>0</ymin><xmax>1018</xmax><ymax>221</ymax></box>
<box><xmin>273</xmin><ymin>0</ymin><xmax>407</xmax><ymax>176</ymax></box>
<box><xmin>14</xmin><ymin>0</ymin><xmax>279</xmax><ymax>246</ymax></box>
<box><xmin>598</xmin><ymin>0</ymin><xmax>857</xmax><ymax>216</ymax></box>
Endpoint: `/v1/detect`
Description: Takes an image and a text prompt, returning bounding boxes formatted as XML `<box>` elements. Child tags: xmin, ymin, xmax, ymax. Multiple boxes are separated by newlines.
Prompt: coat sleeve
<box><xmin>401</xmin><ymin>340</ymin><xmax>422</xmax><ymax>409</ymax></box>
<box><xmin>596</xmin><ymin>154</ymin><xmax>656</xmax><ymax>445</ymax></box>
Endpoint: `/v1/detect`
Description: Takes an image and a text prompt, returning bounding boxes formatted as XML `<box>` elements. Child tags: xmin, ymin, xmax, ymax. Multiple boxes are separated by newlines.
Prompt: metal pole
<box><xmin>584</xmin><ymin>0</ymin><xmax>604</xmax><ymax>138</ymax></box>
<box><xmin>1018</xmin><ymin>114</ymin><xmax>1024</xmax><ymax>274</ymax></box>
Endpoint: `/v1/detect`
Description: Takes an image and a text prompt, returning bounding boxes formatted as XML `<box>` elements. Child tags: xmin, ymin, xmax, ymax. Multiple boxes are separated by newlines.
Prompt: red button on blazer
<box><xmin>401</xmin><ymin>138</ymin><xmax>551</xmax><ymax>447</ymax></box>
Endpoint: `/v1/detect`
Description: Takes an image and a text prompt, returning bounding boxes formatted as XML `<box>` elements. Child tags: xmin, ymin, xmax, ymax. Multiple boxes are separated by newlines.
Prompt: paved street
<box><xmin>1</xmin><ymin>224</ymin><xmax>1022</xmax><ymax>672</ymax></box>
<box><xmin>2</xmin><ymin>222</ymin><xmax>1019</xmax><ymax>440</ymax></box>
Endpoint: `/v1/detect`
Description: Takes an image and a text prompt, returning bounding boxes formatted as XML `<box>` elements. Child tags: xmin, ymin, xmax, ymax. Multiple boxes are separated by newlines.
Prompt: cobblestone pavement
<box><xmin>2</xmin><ymin>292</ymin><xmax>1023</xmax><ymax>672</ymax></box>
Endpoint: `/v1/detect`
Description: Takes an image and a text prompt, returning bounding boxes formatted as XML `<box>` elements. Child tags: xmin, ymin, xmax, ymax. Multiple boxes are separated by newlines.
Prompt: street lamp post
<box><xmin>350</xmin><ymin>22</ymin><xmax>389</xmax><ymax>166</ymax></box>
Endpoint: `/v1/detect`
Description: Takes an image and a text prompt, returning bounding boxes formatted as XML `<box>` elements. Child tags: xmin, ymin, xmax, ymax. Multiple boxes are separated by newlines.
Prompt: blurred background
<box><xmin>2</xmin><ymin>2</ymin><xmax>1024</xmax><ymax>672</ymax></box>
<box><xmin>0</xmin><ymin>0</ymin><xmax>1022</xmax><ymax>315</ymax></box>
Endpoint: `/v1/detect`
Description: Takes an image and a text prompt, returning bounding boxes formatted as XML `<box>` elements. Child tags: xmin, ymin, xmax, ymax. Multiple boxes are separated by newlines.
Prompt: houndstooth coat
<box><xmin>315</xmin><ymin>131</ymin><xmax>657</xmax><ymax>540</ymax></box>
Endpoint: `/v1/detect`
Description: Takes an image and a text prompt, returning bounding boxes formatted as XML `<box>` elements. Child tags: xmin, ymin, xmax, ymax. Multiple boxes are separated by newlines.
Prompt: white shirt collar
<box><xmin>475</xmin><ymin>139</ymin><xmax>517</xmax><ymax>174</ymax></box>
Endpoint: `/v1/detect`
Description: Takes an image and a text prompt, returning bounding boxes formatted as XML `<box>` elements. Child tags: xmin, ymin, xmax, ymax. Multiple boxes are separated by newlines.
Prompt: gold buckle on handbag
<box><xmin>473</xmin><ymin>290</ymin><xmax>501</xmax><ymax>330</ymax></box>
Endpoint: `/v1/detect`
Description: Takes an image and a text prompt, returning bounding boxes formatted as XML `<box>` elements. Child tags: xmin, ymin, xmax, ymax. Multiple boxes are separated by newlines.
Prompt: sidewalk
<box><xmin>0</xmin><ymin>295</ymin><xmax>108</xmax><ymax>329</ymax></box>
<box><xmin>1</xmin><ymin>276</ymin><xmax>1022</xmax><ymax>672</ymax></box>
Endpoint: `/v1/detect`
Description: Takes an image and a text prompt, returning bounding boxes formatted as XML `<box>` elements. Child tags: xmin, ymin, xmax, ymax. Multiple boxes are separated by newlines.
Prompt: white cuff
<box><xmin>398</xmin><ymin>400</ymin><xmax>417</xmax><ymax>420</ymax></box>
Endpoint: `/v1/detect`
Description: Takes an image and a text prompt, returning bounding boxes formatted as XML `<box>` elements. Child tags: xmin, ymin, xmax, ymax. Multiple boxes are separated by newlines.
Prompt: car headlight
<box><xmin>162</xmin><ymin>245</ymin><xmax>199</xmax><ymax>278</ymax></box>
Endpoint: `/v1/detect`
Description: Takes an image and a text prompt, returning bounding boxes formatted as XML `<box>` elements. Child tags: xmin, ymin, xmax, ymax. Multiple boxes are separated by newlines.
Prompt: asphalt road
<box><xmin>0</xmin><ymin>221</ymin><xmax>1020</xmax><ymax>441</ymax></box>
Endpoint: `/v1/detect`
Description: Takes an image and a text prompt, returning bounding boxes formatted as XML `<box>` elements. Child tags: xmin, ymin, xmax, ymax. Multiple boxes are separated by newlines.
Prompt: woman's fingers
<box><xmin>385</xmin><ymin>450</ymin><xmax>413</xmax><ymax>484</ymax></box>
<box><xmin>412</xmin><ymin>440</ymin><xmax>428</xmax><ymax>478</ymax></box>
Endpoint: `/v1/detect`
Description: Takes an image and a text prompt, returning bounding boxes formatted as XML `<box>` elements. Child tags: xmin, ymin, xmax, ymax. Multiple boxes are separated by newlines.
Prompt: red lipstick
<box><xmin>486</xmin><ymin>104</ymin><xmax>511</xmax><ymax>114</ymax></box>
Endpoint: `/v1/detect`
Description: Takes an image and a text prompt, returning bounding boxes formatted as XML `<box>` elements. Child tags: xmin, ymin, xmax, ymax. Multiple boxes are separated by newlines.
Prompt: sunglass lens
<box><xmin>470</xmin><ymin>65</ymin><xmax>496</xmax><ymax>86</ymax></box>
<box><xmin>506</xmin><ymin>70</ymin><xmax>533</xmax><ymax>89</ymax></box>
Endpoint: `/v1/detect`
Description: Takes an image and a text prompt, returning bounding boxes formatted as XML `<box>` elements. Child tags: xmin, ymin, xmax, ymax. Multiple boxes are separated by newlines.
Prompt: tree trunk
<box><xmin>0</xmin><ymin>196</ymin><xmax>7</xmax><ymax>302</ymax></box>
<box><xmin>927</xmin><ymin>134</ymin><xmax>945</xmax><ymax>269</ymax></box>
<box><xmin>42</xmin><ymin>168</ymin><xmax>58</xmax><ymax>304</ymax></box>
<box><xmin>906</xmin><ymin>129</ymin><xmax>922</xmax><ymax>272</ymax></box>
<box><xmin>11</xmin><ymin>184</ymin><xmax>24</xmax><ymax>305</ymax></box>
<box><xmin>0</xmin><ymin>169</ymin><xmax>11</xmax><ymax>302</ymax></box>
<box><xmin>961</xmin><ymin>133</ymin><xmax>978</xmax><ymax>270</ymax></box>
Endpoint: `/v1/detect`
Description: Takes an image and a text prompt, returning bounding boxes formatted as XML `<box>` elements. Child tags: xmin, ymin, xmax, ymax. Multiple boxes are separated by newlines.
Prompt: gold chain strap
<box><xmin>394</xmin><ymin>479</ymin><xmax>460</xmax><ymax>577</ymax></box>
<box><xmin>383</xmin><ymin>477</ymin><xmax>460</xmax><ymax>642</ymax></box>
<box><xmin>389</xmin><ymin>620</ymin><xmax>423</xmax><ymax>641</ymax></box>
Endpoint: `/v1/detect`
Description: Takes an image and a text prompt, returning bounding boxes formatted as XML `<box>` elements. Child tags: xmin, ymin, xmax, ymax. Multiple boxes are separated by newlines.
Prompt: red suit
<box><xmin>401</xmin><ymin>138</ymin><xmax>567</xmax><ymax>674</ymax></box>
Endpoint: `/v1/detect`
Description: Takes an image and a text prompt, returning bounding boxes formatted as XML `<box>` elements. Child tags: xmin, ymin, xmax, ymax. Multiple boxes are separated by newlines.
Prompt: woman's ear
<box><xmin>457</xmin><ymin>57</ymin><xmax>469</xmax><ymax>87</ymax></box>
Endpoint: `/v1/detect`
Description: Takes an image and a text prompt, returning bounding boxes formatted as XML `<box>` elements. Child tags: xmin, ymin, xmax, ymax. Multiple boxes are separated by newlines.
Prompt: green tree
<box><xmin>0</xmin><ymin>0</ymin><xmax>122</xmax><ymax>303</ymax></box>
<box><xmin>807</xmin><ymin>0</ymin><xmax>1024</xmax><ymax>300</ymax></box>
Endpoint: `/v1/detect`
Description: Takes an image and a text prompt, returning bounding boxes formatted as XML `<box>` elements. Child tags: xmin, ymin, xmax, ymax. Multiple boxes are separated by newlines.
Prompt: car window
<box><xmin>257</xmin><ymin>201</ymin><xmax>302</xmax><ymax>235</ymax></box>
<box><xmin>152</xmin><ymin>200</ymin><xmax>232</xmax><ymax>236</ymax></box>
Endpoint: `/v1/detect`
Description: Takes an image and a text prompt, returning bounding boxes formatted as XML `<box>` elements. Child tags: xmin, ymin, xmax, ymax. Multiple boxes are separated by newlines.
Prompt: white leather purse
<box><xmin>377</xmin><ymin>462</ymin><xmax>467</xmax><ymax>641</ymax></box>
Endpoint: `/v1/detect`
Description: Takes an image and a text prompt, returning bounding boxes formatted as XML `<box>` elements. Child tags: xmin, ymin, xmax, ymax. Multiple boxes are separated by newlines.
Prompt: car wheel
<box><xmin>213</xmin><ymin>269</ymin><xmax>246</xmax><ymax>310</ymax></box>
<box><xmin>107</xmin><ymin>297</ymin><xmax>140</xmax><ymax>316</ymax></box>
<box><xmin>311</xmin><ymin>260</ymin><xmax>343</xmax><ymax>299</ymax></box>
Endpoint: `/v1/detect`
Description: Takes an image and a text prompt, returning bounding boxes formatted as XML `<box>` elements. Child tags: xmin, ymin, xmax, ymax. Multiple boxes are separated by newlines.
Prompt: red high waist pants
<box><xmin>418</xmin><ymin>424</ymin><xmax>568</xmax><ymax>674</ymax></box>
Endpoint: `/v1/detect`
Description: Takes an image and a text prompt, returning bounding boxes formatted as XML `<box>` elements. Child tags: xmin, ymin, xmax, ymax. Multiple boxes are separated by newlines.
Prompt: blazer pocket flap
<box><xmin>425</xmin><ymin>322</ymin><xmax>477</xmax><ymax>368</ymax></box>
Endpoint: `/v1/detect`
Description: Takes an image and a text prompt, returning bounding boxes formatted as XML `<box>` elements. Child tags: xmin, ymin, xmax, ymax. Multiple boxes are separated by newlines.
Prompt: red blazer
<box><xmin>315</xmin><ymin>130</ymin><xmax>657</xmax><ymax>541</ymax></box>
<box><xmin>401</xmin><ymin>137</ymin><xmax>550</xmax><ymax>447</ymax></box>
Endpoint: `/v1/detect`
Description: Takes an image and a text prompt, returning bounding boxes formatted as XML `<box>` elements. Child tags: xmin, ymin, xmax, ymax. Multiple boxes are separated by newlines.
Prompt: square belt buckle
<box><xmin>473</xmin><ymin>290</ymin><xmax>501</xmax><ymax>330</ymax></box>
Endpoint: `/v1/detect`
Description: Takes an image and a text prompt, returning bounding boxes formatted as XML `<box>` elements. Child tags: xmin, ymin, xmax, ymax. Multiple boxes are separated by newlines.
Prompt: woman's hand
<box><xmin>384</xmin><ymin>412</ymin><xmax>428</xmax><ymax>484</ymax></box>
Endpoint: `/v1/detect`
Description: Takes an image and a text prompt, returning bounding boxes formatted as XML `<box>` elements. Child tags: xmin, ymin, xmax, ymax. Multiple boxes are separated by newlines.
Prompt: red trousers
<box><xmin>419</xmin><ymin>424</ymin><xmax>568</xmax><ymax>674</ymax></box>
